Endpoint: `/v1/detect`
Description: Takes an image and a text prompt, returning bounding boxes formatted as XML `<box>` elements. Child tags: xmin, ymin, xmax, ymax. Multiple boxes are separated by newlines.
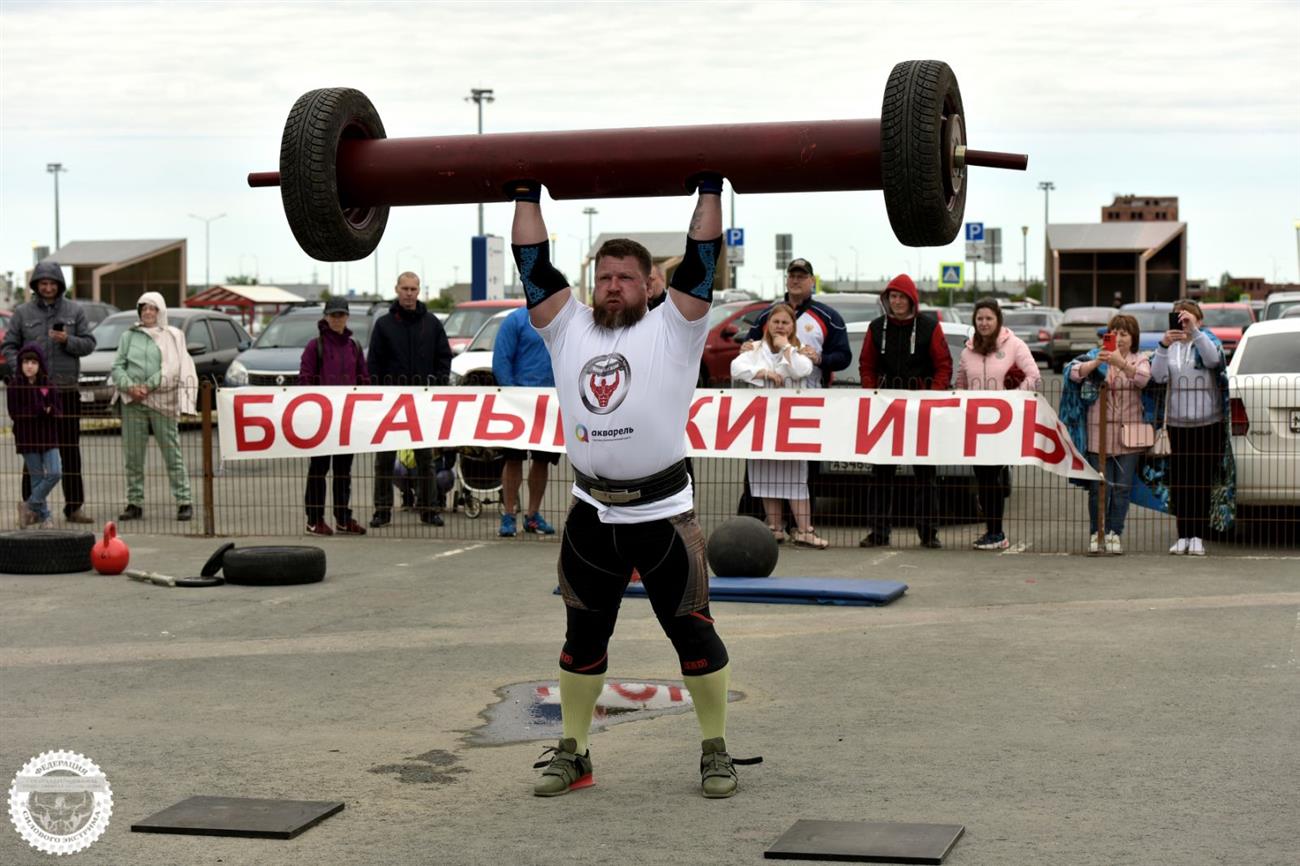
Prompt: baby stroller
<box><xmin>453</xmin><ymin>446</ymin><xmax>506</xmax><ymax>519</ymax></box>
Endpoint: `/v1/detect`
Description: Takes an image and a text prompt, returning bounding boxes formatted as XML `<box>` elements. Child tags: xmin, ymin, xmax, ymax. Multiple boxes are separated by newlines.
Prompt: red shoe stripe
<box><xmin>569</xmin><ymin>773</ymin><xmax>595</xmax><ymax>791</ymax></box>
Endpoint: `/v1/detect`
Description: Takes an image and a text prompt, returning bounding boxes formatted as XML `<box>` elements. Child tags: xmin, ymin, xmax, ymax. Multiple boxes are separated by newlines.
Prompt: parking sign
<box><xmin>964</xmin><ymin>222</ymin><xmax>984</xmax><ymax>242</ymax></box>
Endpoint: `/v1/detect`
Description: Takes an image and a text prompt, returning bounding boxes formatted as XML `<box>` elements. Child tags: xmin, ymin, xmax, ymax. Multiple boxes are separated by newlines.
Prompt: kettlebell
<box><xmin>92</xmin><ymin>521</ymin><xmax>130</xmax><ymax>575</ymax></box>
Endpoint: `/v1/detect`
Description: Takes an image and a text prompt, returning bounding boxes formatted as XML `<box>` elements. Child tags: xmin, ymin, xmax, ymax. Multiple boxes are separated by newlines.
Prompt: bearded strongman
<box><xmin>509</xmin><ymin>174</ymin><xmax>749</xmax><ymax>799</ymax></box>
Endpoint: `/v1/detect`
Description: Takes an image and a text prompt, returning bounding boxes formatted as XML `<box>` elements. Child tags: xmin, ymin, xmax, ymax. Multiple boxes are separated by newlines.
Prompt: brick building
<box><xmin>1102</xmin><ymin>195</ymin><xmax>1179</xmax><ymax>222</ymax></box>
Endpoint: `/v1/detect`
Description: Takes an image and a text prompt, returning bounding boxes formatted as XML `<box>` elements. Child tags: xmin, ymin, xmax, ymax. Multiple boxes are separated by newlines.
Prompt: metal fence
<box><xmin>2</xmin><ymin>378</ymin><xmax>1297</xmax><ymax>555</ymax></box>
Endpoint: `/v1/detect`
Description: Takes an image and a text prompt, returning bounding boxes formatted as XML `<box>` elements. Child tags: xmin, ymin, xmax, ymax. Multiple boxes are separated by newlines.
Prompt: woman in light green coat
<box><xmin>110</xmin><ymin>292</ymin><xmax>198</xmax><ymax>521</ymax></box>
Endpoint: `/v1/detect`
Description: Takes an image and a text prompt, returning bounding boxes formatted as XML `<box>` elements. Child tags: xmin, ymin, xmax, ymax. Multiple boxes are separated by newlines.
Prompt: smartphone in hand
<box><xmin>1168</xmin><ymin>311</ymin><xmax>1182</xmax><ymax>331</ymax></box>
<box><xmin>1102</xmin><ymin>332</ymin><xmax>1117</xmax><ymax>352</ymax></box>
<box><xmin>51</xmin><ymin>321</ymin><xmax>65</xmax><ymax>332</ymax></box>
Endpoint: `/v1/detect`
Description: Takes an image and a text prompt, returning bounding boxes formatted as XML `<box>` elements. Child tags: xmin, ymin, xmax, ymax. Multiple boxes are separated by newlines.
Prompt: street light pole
<box><xmin>849</xmin><ymin>246</ymin><xmax>859</xmax><ymax>292</ymax></box>
<box><xmin>466</xmin><ymin>88</ymin><xmax>495</xmax><ymax>236</ymax></box>
<box><xmin>188</xmin><ymin>212</ymin><xmax>227</xmax><ymax>289</ymax></box>
<box><xmin>1294</xmin><ymin>219</ymin><xmax>1300</xmax><ymax>282</ymax></box>
<box><xmin>583</xmin><ymin>207</ymin><xmax>598</xmax><ymax>256</ymax></box>
<box><xmin>46</xmin><ymin>163</ymin><xmax>68</xmax><ymax>251</ymax></box>
<box><xmin>1038</xmin><ymin>181</ymin><xmax>1055</xmax><ymax>302</ymax></box>
<box><xmin>1021</xmin><ymin>225</ymin><xmax>1029</xmax><ymax>288</ymax></box>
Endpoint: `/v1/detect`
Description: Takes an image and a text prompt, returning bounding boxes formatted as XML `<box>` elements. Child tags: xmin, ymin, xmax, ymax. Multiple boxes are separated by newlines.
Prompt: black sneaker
<box><xmin>858</xmin><ymin>532</ymin><xmax>890</xmax><ymax>548</ymax></box>
<box><xmin>118</xmin><ymin>504</ymin><xmax>143</xmax><ymax>521</ymax></box>
<box><xmin>919</xmin><ymin>535</ymin><xmax>942</xmax><ymax>549</ymax></box>
<box><xmin>420</xmin><ymin>512</ymin><xmax>444</xmax><ymax>527</ymax></box>
<box><xmin>369</xmin><ymin>511</ymin><xmax>391</xmax><ymax>528</ymax></box>
<box><xmin>176</xmin><ymin>504</ymin><xmax>193</xmax><ymax>521</ymax></box>
<box><xmin>532</xmin><ymin>738</ymin><xmax>593</xmax><ymax>797</ymax></box>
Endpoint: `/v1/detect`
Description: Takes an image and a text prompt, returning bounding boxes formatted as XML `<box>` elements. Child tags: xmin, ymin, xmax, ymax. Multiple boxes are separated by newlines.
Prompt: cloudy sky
<box><xmin>2</xmin><ymin>0</ymin><xmax>1298</xmax><ymax>298</ymax></box>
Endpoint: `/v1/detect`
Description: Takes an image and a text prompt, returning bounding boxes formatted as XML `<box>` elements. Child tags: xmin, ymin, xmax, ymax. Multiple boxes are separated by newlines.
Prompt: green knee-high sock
<box><xmin>559</xmin><ymin>669</ymin><xmax>605</xmax><ymax>755</ymax></box>
<box><xmin>684</xmin><ymin>664</ymin><xmax>731</xmax><ymax>742</ymax></box>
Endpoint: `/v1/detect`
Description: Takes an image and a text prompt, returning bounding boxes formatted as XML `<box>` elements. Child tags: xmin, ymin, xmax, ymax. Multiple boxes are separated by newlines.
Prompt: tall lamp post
<box><xmin>46</xmin><ymin>163</ymin><xmax>68</xmax><ymax>251</ymax></box>
<box><xmin>466</xmin><ymin>88</ymin><xmax>495</xmax><ymax>236</ymax></box>
<box><xmin>583</xmin><ymin>206</ymin><xmax>598</xmax><ymax>255</ymax></box>
<box><xmin>188</xmin><ymin>212</ymin><xmax>227</xmax><ymax>290</ymax></box>
<box><xmin>1037</xmin><ymin>181</ymin><xmax>1054</xmax><ymax>302</ymax></box>
<box><xmin>1020</xmin><ymin>225</ymin><xmax>1029</xmax><ymax>288</ymax></box>
<box><xmin>849</xmin><ymin>245</ymin><xmax>860</xmax><ymax>292</ymax></box>
<box><xmin>1294</xmin><ymin>219</ymin><xmax>1300</xmax><ymax>282</ymax></box>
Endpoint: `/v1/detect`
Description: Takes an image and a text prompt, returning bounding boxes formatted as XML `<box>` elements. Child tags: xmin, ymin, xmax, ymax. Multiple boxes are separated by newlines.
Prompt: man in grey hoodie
<box><xmin>1</xmin><ymin>261</ymin><xmax>96</xmax><ymax>522</ymax></box>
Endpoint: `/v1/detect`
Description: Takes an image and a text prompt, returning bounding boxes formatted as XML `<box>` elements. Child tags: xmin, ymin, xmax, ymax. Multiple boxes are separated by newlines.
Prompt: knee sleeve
<box><xmin>666</xmin><ymin>606</ymin><xmax>729</xmax><ymax>676</ymax></box>
<box><xmin>559</xmin><ymin>606</ymin><xmax>619</xmax><ymax>675</ymax></box>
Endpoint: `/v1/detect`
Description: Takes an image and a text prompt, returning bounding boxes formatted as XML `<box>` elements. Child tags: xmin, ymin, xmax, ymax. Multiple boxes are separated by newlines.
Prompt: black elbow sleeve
<box><xmin>512</xmin><ymin>241</ymin><xmax>569</xmax><ymax>309</ymax></box>
<box><xmin>669</xmin><ymin>235</ymin><xmax>723</xmax><ymax>302</ymax></box>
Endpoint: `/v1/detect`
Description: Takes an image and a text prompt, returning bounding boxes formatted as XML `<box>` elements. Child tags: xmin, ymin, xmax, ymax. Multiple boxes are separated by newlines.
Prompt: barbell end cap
<box><xmin>247</xmin><ymin>171</ymin><xmax>282</xmax><ymax>188</ymax></box>
<box><xmin>963</xmin><ymin>149</ymin><xmax>1029</xmax><ymax>171</ymax></box>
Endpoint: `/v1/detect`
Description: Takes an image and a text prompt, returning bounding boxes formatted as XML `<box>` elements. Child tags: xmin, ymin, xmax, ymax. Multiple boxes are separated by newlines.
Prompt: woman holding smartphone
<box><xmin>1067</xmin><ymin>314</ymin><xmax>1151</xmax><ymax>554</ymax></box>
<box><xmin>1151</xmin><ymin>300</ymin><xmax>1233</xmax><ymax>556</ymax></box>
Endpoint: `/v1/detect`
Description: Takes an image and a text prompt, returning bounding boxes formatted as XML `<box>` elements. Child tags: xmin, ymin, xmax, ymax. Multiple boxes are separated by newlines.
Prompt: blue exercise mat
<box><xmin>554</xmin><ymin>577</ymin><xmax>907</xmax><ymax>606</ymax></box>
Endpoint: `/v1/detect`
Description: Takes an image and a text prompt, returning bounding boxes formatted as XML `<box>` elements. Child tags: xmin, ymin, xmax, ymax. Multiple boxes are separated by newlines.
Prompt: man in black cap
<box><xmin>742</xmin><ymin>259</ymin><xmax>850</xmax><ymax>387</ymax></box>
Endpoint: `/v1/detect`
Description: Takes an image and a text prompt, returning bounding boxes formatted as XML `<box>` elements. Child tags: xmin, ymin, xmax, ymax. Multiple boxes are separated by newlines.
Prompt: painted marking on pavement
<box><xmin>430</xmin><ymin>544</ymin><xmax>487</xmax><ymax>560</ymax></box>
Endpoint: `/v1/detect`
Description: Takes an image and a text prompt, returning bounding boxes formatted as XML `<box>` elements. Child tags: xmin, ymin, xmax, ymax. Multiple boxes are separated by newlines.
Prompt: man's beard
<box><xmin>592</xmin><ymin>297</ymin><xmax>647</xmax><ymax>330</ymax></box>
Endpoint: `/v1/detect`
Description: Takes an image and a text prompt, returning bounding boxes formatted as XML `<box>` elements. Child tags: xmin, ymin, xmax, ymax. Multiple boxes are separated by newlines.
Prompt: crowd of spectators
<box><xmin>3</xmin><ymin>263</ymin><xmax>1235</xmax><ymax>556</ymax></box>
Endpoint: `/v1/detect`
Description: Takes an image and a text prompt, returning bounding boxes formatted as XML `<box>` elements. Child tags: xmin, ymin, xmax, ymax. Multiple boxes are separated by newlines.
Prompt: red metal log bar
<box><xmin>247</xmin><ymin>119</ymin><xmax>1027</xmax><ymax>207</ymax></box>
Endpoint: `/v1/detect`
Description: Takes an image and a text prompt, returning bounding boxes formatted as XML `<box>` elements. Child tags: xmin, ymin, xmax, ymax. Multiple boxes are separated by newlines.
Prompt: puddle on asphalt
<box><xmin>469</xmin><ymin>679</ymin><xmax>745</xmax><ymax>746</ymax></box>
<box><xmin>369</xmin><ymin>748</ymin><xmax>470</xmax><ymax>784</ymax></box>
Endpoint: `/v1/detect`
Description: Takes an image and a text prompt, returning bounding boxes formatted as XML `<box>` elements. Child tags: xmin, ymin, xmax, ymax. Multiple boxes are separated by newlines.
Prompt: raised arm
<box><xmin>667</xmin><ymin>174</ymin><xmax>724</xmax><ymax>322</ymax></box>
<box><xmin>508</xmin><ymin>182</ymin><xmax>571</xmax><ymax>330</ymax></box>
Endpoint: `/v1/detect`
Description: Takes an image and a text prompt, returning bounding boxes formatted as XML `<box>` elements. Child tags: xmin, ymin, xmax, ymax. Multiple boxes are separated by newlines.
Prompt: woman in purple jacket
<box><xmin>298</xmin><ymin>299</ymin><xmax>370</xmax><ymax>536</ymax></box>
<box><xmin>6</xmin><ymin>343</ymin><xmax>63</xmax><ymax>527</ymax></box>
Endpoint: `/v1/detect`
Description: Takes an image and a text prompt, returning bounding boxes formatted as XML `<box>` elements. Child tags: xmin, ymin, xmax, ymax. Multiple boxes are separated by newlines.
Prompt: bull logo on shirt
<box><xmin>579</xmin><ymin>353</ymin><xmax>631</xmax><ymax>415</ymax></box>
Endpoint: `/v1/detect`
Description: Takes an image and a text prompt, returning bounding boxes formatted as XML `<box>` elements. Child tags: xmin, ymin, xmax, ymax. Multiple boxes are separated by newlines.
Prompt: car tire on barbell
<box><xmin>0</xmin><ymin>530</ymin><xmax>95</xmax><ymax>575</ymax></box>
<box><xmin>279</xmin><ymin>87</ymin><xmax>389</xmax><ymax>261</ymax></box>
<box><xmin>221</xmin><ymin>546</ymin><xmax>327</xmax><ymax>586</ymax></box>
<box><xmin>881</xmin><ymin>59</ymin><xmax>967</xmax><ymax>247</ymax></box>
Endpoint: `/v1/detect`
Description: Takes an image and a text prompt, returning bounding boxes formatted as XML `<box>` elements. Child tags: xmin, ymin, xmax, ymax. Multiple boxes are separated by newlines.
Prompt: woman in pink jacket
<box><xmin>955</xmin><ymin>299</ymin><xmax>1041</xmax><ymax>550</ymax></box>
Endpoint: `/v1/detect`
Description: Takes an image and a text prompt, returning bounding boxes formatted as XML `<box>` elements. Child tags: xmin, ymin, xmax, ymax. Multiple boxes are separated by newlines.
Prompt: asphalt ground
<box><xmin>2</xmin><ymin>532</ymin><xmax>1297</xmax><ymax>866</ymax></box>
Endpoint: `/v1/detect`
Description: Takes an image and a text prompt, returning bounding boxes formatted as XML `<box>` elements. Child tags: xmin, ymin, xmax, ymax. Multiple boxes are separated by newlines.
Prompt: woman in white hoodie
<box><xmin>109</xmin><ymin>292</ymin><xmax>198</xmax><ymax>522</ymax></box>
<box><xmin>730</xmin><ymin>304</ymin><xmax>828</xmax><ymax>549</ymax></box>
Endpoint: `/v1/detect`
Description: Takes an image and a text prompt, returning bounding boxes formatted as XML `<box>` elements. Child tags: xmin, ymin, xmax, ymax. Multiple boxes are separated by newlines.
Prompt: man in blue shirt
<box><xmin>491</xmin><ymin>305</ymin><xmax>560</xmax><ymax>536</ymax></box>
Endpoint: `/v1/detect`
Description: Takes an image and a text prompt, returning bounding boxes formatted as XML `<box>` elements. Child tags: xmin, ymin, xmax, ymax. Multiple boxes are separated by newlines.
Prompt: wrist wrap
<box><xmin>692</xmin><ymin>172</ymin><xmax>724</xmax><ymax>196</ymax></box>
<box><xmin>669</xmin><ymin>235</ymin><xmax>722</xmax><ymax>302</ymax></box>
<box><xmin>513</xmin><ymin>241</ymin><xmax>569</xmax><ymax>308</ymax></box>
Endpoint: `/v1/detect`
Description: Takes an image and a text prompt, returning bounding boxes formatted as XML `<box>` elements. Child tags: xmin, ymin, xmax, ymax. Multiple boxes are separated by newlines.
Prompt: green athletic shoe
<box><xmin>532</xmin><ymin>737</ymin><xmax>594</xmax><ymax>797</ymax></box>
<box><xmin>700</xmin><ymin>737</ymin><xmax>738</xmax><ymax>798</ymax></box>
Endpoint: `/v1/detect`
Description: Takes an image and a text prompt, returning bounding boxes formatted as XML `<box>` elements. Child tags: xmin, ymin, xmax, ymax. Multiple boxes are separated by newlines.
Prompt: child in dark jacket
<box><xmin>6</xmin><ymin>343</ymin><xmax>63</xmax><ymax>527</ymax></box>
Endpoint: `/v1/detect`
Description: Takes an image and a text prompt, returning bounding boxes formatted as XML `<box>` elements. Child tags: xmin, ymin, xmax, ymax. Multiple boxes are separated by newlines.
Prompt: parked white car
<box><xmin>448</xmin><ymin>309</ymin><xmax>512</xmax><ymax>386</ymax></box>
<box><xmin>1261</xmin><ymin>290</ymin><xmax>1300</xmax><ymax>321</ymax></box>
<box><xmin>1226</xmin><ymin>317</ymin><xmax>1300</xmax><ymax>505</ymax></box>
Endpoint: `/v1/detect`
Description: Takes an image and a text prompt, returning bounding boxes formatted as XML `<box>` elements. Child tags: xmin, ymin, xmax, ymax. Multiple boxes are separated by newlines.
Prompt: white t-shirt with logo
<box><xmin>537</xmin><ymin>294</ymin><xmax>709</xmax><ymax>523</ymax></box>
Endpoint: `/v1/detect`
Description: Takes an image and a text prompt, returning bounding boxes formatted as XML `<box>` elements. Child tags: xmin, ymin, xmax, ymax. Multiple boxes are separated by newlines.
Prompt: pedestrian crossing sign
<box><xmin>938</xmin><ymin>262</ymin><xmax>964</xmax><ymax>289</ymax></box>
